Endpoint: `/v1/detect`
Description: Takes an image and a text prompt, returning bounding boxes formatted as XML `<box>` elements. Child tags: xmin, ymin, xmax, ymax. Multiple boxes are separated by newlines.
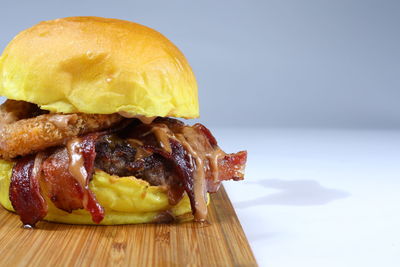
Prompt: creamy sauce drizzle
<box><xmin>176</xmin><ymin>132</ymin><xmax>208</xmax><ymax>221</ymax></box>
<box><xmin>209</xmin><ymin>149</ymin><xmax>226</xmax><ymax>182</ymax></box>
<box><xmin>127</xmin><ymin>139</ymin><xmax>143</xmax><ymax>147</ymax></box>
<box><xmin>118</xmin><ymin>112</ymin><xmax>156</xmax><ymax>124</ymax></box>
<box><xmin>181</xmin><ymin>127</ymin><xmax>226</xmax><ymax>180</ymax></box>
<box><xmin>151</xmin><ymin>124</ymin><xmax>224</xmax><ymax>221</ymax></box>
<box><xmin>32</xmin><ymin>152</ymin><xmax>46</xmax><ymax>182</ymax></box>
<box><xmin>48</xmin><ymin>114</ymin><xmax>77</xmax><ymax>129</ymax></box>
<box><xmin>67</xmin><ymin>138</ymin><xmax>87</xmax><ymax>188</ymax></box>
<box><xmin>152</xmin><ymin>126</ymin><xmax>173</xmax><ymax>153</ymax></box>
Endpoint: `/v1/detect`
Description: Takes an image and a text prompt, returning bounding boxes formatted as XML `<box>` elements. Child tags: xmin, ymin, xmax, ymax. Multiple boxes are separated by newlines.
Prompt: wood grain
<box><xmin>0</xmin><ymin>186</ymin><xmax>257</xmax><ymax>267</ymax></box>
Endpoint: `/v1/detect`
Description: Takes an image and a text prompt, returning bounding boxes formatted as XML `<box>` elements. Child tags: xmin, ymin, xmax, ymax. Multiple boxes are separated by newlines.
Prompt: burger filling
<box><xmin>0</xmin><ymin>100</ymin><xmax>247</xmax><ymax>227</ymax></box>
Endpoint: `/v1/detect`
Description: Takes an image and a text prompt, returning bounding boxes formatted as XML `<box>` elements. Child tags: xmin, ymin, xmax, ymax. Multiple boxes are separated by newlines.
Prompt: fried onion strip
<box><xmin>0</xmin><ymin>113</ymin><xmax>123</xmax><ymax>159</ymax></box>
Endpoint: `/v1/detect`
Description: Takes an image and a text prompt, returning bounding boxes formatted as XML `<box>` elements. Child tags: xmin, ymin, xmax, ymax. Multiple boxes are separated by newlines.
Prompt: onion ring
<box><xmin>0</xmin><ymin>102</ymin><xmax>124</xmax><ymax>159</ymax></box>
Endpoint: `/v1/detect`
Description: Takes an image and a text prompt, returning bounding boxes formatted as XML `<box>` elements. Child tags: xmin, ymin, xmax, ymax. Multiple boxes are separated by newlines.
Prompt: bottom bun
<box><xmin>0</xmin><ymin>159</ymin><xmax>204</xmax><ymax>225</ymax></box>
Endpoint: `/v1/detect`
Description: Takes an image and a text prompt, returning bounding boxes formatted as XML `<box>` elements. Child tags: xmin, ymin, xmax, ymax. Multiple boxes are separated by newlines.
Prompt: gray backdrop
<box><xmin>0</xmin><ymin>0</ymin><xmax>399</xmax><ymax>128</ymax></box>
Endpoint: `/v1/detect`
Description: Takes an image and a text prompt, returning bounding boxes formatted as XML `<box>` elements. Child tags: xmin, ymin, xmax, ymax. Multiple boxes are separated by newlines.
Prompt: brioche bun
<box><xmin>0</xmin><ymin>16</ymin><xmax>199</xmax><ymax>118</ymax></box>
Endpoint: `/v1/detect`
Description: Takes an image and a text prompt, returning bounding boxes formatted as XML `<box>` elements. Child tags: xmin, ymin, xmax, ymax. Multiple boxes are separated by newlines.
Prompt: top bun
<box><xmin>0</xmin><ymin>17</ymin><xmax>199</xmax><ymax>118</ymax></box>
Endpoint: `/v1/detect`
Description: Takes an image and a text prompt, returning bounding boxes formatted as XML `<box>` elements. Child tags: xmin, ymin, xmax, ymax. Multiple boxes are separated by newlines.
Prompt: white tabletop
<box><xmin>211</xmin><ymin>127</ymin><xmax>400</xmax><ymax>267</ymax></box>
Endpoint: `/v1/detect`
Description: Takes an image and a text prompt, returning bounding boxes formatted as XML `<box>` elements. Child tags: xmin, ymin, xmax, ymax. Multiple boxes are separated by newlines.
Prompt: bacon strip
<box><xmin>140</xmin><ymin>120</ymin><xmax>247</xmax><ymax>220</ymax></box>
<box><xmin>41</xmin><ymin>134</ymin><xmax>104</xmax><ymax>223</ymax></box>
<box><xmin>193</xmin><ymin>123</ymin><xmax>217</xmax><ymax>146</ymax></box>
<box><xmin>207</xmin><ymin>150</ymin><xmax>247</xmax><ymax>193</ymax></box>
<box><xmin>80</xmin><ymin>133</ymin><xmax>99</xmax><ymax>176</ymax></box>
<box><xmin>147</xmin><ymin>139</ymin><xmax>197</xmax><ymax>206</ymax></box>
<box><xmin>79</xmin><ymin>134</ymin><xmax>105</xmax><ymax>223</ymax></box>
<box><xmin>9</xmin><ymin>155</ymin><xmax>48</xmax><ymax>227</ymax></box>
<box><xmin>42</xmin><ymin>149</ymin><xmax>84</xmax><ymax>212</ymax></box>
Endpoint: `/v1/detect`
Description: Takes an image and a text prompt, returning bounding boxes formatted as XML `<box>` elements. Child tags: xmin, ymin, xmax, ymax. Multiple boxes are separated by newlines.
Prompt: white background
<box><xmin>216</xmin><ymin>128</ymin><xmax>400</xmax><ymax>266</ymax></box>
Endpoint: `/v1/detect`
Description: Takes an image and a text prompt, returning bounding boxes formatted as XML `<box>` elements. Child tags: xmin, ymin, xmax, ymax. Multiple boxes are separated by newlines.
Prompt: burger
<box><xmin>0</xmin><ymin>16</ymin><xmax>247</xmax><ymax>227</ymax></box>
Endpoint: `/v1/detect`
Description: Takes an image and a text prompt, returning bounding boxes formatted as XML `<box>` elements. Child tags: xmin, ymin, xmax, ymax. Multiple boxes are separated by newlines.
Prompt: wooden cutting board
<box><xmin>0</xmin><ymin>186</ymin><xmax>257</xmax><ymax>266</ymax></box>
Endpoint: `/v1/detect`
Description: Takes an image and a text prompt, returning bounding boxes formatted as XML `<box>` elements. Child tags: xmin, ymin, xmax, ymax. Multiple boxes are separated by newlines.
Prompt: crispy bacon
<box><xmin>146</xmin><ymin>138</ymin><xmax>247</xmax><ymax>219</ymax></box>
<box><xmin>154</xmin><ymin>120</ymin><xmax>246</xmax><ymax>183</ymax></box>
<box><xmin>79</xmin><ymin>133</ymin><xmax>105</xmax><ymax>223</ymax></box>
<box><xmin>9</xmin><ymin>155</ymin><xmax>48</xmax><ymax>226</ymax></box>
<box><xmin>207</xmin><ymin>151</ymin><xmax>247</xmax><ymax>193</ymax></box>
<box><xmin>143</xmin><ymin>139</ymin><xmax>196</xmax><ymax>209</ymax></box>
<box><xmin>193</xmin><ymin>123</ymin><xmax>217</xmax><ymax>146</ymax></box>
<box><xmin>134</xmin><ymin>120</ymin><xmax>247</xmax><ymax>219</ymax></box>
<box><xmin>42</xmin><ymin>134</ymin><xmax>104</xmax><ymax>223</ymax></box>
<box><xmin>42</xmin><ymin>148</ymin><xmax>84</xmax><ymax>212</ymax></box>
<box><xmin>80</xmin><ymin>133</ymin><xmax>99</xmax><ymax>177</ymax></box>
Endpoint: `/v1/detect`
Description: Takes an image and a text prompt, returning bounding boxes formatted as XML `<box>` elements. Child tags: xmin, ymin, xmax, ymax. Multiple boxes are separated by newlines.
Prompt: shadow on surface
<box><xmin>235</xmin><ymin>179</ymin><xmax>350</xmax><ymax>208</ymax></box>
